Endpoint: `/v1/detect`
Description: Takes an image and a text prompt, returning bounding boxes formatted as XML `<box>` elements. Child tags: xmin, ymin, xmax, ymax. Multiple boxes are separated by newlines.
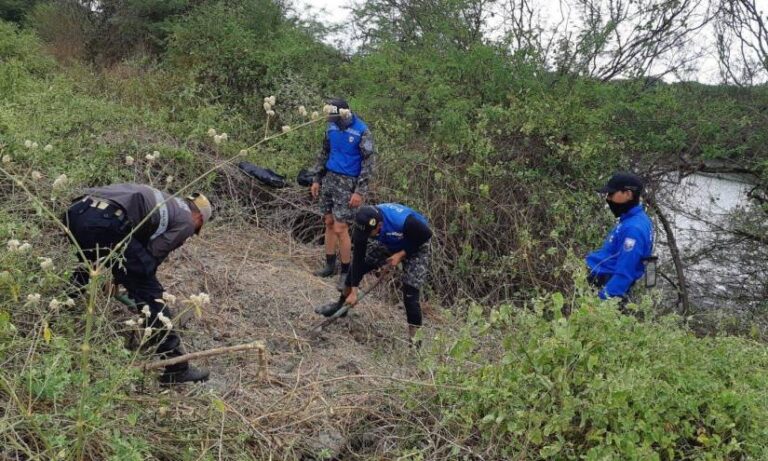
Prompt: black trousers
<box><xmin>346</xmin><ymin>258</ymin><xmax>423</xmax><ymax>327</ymax></box>
<box><xmin>65</xmin><ymin>200</ymin><xmax>186</xmax><ymax>370</ymax></box>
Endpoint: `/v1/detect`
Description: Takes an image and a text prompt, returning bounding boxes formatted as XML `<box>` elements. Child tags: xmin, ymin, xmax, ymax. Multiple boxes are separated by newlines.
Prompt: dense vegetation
<box><xmin>2</xmin><ymin>0</ymin><xmax>768</xmax><ymax>458</ymax></box>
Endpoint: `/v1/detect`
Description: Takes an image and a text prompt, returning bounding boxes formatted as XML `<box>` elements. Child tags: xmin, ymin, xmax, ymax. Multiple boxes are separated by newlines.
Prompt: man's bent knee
<box><xmin>323</xmin><ymin>214</ymin><xmax>335</xmax><ymax>228</ymax></box>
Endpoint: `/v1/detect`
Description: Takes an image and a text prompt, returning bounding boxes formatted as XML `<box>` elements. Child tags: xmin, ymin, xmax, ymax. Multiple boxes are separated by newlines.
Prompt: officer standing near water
<box><xmin>586</xmin><ymin>172</ymin><xmax>654</xmax><ymax>300</ymax></box>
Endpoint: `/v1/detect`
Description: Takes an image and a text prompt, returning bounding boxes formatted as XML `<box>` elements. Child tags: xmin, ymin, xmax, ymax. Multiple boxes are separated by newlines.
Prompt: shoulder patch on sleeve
<box><xmin>623</xmin><ymin>237</ymin><xmax>637</xmax><ymax>251</ymax></box>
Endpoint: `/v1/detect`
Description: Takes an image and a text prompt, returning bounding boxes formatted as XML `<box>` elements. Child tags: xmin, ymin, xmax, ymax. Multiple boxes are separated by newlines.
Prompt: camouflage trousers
<box><xmin>319</xmin><ymin>171</ymin><xmax>358</xmax><ymax>223</ymax></box>
<box><xmin>360</xmin><ymin>240</ymin><xmax>431</xmax><ymax>289</ymax></box>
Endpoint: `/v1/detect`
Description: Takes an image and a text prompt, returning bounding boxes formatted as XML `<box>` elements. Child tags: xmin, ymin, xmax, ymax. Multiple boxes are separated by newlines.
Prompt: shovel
<box><xmin>308</xmin><ymin>265</ymin><xmax>391</xmax><ymax>334</ymax></box>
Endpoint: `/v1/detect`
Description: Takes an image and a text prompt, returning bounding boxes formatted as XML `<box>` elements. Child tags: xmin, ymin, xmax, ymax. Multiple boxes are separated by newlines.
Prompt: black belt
<box><xmin>80</xmin><ymin>196</ymin><xmax>127</xmax><ymax>222</ymax></box>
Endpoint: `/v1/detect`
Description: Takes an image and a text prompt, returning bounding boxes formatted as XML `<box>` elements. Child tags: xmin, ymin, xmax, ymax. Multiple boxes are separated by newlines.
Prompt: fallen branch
<box><xmin>140</xmin><ymin>341</ymin><xmax>266</xmax><ymax>371</ymax></box>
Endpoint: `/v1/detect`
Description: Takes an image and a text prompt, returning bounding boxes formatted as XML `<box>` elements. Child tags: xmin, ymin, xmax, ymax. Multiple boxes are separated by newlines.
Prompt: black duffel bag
<box><xmin>238</xmin><ymin>161</ymin><xmax>288</xmax><ymax>188</ymax></box>
<box><xmin>297</xmin><ymin>168</ymin><xmax>315</xmax><ymax>187</ymax></box>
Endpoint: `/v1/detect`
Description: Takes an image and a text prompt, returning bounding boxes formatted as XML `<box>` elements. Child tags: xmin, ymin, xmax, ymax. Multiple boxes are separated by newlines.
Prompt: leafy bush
<box><xmin>414</xmin><ymin>289</ymin><xmax>768</xmax><ymax>459</ymax></box>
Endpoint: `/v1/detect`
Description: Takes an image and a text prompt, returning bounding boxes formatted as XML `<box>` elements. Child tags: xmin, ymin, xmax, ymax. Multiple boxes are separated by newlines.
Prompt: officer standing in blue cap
<box><xmin>586</xmin><ymin>172</ymin><xmax>654</xmax><ymax>300</ymax></box>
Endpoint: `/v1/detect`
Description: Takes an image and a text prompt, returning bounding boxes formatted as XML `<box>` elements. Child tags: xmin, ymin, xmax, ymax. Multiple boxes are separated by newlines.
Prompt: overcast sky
<box><xmin>292</xmin><ymin>0</ymin><xmax>768</xmax><ymax>84</ymax></box>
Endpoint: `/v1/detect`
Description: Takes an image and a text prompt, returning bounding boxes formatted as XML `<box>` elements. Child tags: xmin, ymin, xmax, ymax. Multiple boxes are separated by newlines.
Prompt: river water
<box><xmin>657</xmin><ymin>172</ymin><xmax>761</xmax><ymax>311</ymax></box>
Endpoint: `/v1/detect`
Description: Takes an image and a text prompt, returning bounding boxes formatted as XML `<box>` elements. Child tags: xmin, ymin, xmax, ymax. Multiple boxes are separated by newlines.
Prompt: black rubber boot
<box><xmin>336</xmin><ymin>271</ymin><xmax>349</xmax><ymax>292</ymax></box>
<box><xmin>157</xmin><ymin>341</ymin><xmax>210</xmax><ymax>385</ymax></box>
<box><xmin>314</xmin><ymin>299</ymin><xmax>347</xmax><ymax>318</ymax></box>
<box><xmin>141</xmin><ymin>329</ymin><xmax>181</xmax><ymax>353</ymax></box>
<box><xmin>159</xmin><ymin>364</ymin><xmax>210</xmax><ymax>385</ymax></box>
<box><xmin>314</xmin><ymin>254</ymin><xmax>337</xmax><ymax>277</ymax></box>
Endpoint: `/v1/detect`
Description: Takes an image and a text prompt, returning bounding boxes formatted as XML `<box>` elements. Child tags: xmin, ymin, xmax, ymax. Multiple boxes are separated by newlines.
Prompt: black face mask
<box><xmin>607</xmin><ymin>199</ymin><xmax>638</xmax><ymax>218</ymax></box>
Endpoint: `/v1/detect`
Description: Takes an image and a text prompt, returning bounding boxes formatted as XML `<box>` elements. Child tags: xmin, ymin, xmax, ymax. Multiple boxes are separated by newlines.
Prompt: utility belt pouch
<box><xmin>642</xmin><ymin>256</ymin><xmax>658</xmax><ymax>288</ymax></box>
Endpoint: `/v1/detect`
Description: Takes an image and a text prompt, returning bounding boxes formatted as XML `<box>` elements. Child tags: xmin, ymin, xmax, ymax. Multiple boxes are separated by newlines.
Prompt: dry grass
<box><xmin>138</xmin><ymin>219</ymin><xmax>444</xmax><ymax>458</ymax></box>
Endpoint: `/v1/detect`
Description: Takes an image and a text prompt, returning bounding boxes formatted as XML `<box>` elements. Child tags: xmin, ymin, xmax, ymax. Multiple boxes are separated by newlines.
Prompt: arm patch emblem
<box><xmin>623</xmin><ymin>237</ymin><xmax>637</xmax><ymax>251</ymax></box>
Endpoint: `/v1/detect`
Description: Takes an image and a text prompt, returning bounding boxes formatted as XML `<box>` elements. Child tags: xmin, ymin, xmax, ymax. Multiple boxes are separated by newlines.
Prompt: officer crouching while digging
<box><xmin>64</xmin><ymin>183</ymin><xmax>212</xmax><ymax>385</ymax></box>
<box><xmin>317</xmin><ymin>203</ymin><xmax>432</xmax><ymax>345</ymax></box>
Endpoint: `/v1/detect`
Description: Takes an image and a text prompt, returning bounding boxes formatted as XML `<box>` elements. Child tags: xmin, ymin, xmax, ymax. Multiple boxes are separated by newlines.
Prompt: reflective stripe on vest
<box><xmin>149</xmin><ymin>188</ymin><xmax>169</xmax><ymax>241</ymax></box>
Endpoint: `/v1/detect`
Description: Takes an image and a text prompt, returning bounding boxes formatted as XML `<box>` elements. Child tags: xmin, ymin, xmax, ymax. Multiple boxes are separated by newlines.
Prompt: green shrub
<box><xmin>415</xmin><ymin>290</ymin><xmax>768</xmax><ymax>459</ymax></box>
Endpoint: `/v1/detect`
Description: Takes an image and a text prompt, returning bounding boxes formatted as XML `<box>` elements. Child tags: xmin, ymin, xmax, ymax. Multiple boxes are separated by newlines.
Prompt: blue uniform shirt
<box><xmin>377</xmin><ymin>203</ymin><xmax>429</xmax><ymax>252</ymax></box>
<box><xmin>325</xmin><ymin>115</ymin><xmax>368</xmax><ymax>177</ymax></box>
<box><xmin>586</xmin><ymin>204</ymin><xmax>653</xmax><ymax>299</ymax></box>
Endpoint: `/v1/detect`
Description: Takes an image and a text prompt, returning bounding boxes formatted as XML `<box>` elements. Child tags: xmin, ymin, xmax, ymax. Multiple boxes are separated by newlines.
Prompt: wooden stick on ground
<box><xmin>140</xmin><ymin>341</ymin><xmax>266</xmax><ymax>371</ymax></box>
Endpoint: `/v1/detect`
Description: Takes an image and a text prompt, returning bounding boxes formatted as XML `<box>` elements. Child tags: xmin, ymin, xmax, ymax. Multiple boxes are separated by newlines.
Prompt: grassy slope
<box><xmin>2</xmin><ymin>19</ymin><xmax>768</xmax><ymax>461</ymax></box>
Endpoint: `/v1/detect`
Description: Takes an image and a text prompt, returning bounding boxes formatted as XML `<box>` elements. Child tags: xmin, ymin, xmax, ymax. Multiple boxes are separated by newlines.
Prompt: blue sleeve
<box><xmin>600</xmin><ymin>228</ymin><xmax>645</xmax><ymax>299</ymax></box>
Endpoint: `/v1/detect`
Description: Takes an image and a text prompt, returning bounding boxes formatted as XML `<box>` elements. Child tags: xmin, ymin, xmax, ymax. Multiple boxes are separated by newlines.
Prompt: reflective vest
<box><xmin>325</xmin><ymin>115</ymin><xmax>368</xmax><ymax>177</ymax></box>
<box><xmin>377</xmin><ymin>203</ymin><xmax>428</xmax><ymax>252</ymax></box>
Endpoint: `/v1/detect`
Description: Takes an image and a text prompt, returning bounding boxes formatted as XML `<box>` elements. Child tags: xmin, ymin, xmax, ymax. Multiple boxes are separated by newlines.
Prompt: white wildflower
<box><xmin>49</xmin><ymin>299</ymin><xmax>62</xmax><ymax>311</ymax></box>
<box><xmin>266</xmin><ymin>110</ymin><xmax>275</xmax><ymax>117</ymax></box>
<box><xmin>6</xmin><ymin>239</ymin><xmax>20</xmax><ymax>251</ymax></box>
<box><xmin>152</xmin><ymin>150</ymin><xmax>160</xmax><ymax>158</ymax></box>
<box><xmin>266</xmin><ymin>95</ymin><xmax>276</xmax><ymax>106</ymax></box>
<box><xmin>26</xmin><ymin>293</ymin><xmax>41</xmax><ymax>305</ymax></box>
<box><xmin>17</xmin><ymin>242</ymin><xmax>32</xmax><ymax>253</ymax></box>
<box><xmin>157</xmin><ymin>312</ymin><xmax>173</xmax><ymax>329</ymax></box>
<box><xmin>144</xmin><ymin>153</ymin><xmax>155</xmax><ymax>162</ymax></box>
<box><xmin>64</xmin><ymin>298</ymin><xmax>75</xmax><ymax>308</ymax></box>
<box><xmin>125</xmin><ymin>155</ymin><xmax>135</xmax><ymax>166</ymax></box>
<box><xmin>31</xmin><ymin>170</ymin><xmax>43</xmax><ymax>180</ymax></box>
<box><xmin>213</xmin><ymin>134</ymin><xmax>222</xmax><ymax>144</ymax></box>
<box><xmin>2</xmin><ymin>154</ymin><xmax>11</xmax><ymax>164</ymax></box>
<box><xmin>39</xmin><ymin>257</ymin><xmax>54</xmax><ymax>271</ymax></box>
<box><xmin>162</xmin><ymin>292</ymin><xmax>177</xmax><ymax>305</ymax></box>
<box><xmin>263</xmin><ymin>102</ymin><xmax>272</xmax><ymax>112</ymax></box>
<box><xmin>24</xmin><ymin>140</ymin><xmax>33</xmax><ymax>148</ymax></box>
<box><xmin>31</xmin><ymin>142</ymin><xmax>38</xmax><ymax>150</ymax></box>
<box><xmin>239</xmin><ymin>149</ymin><xmax>248</xmax><ymax>156</ymax></box>
<box><xmin>281</xmin><ymin>125</ymin><xmax>291</xmax><ymax>133</ymax></box>
<box><xmin>339</xmin><ymin>108</ymin><xmax>352</xmax><ymax>120</ymax></box>
<box><xmin>322</xmin><ymin>104</ymin><xmax>335</xmax><ymax>115</ymax></box>
<box><xmin>298</xmin><ymin>105</ymin><xmax>308</xmax><ymax>117</ymax></box>
<box><xmin>198</xmin><ymin>293</ymin><xmax>210</xmax><ymax>304</ymax></box>
<box><xmin>220</xmin><ymin>133</ymin><xmax>228</xmax><ymax>141</ymax></box>
<box><xmin>143</xmin><ymin>326</ymin><xmax>153</xmax><ymax>339</ymax></box>
<box><xmin>311</xmin><ymin>111</ymin><xmax>319</xmax><ymax>120</ymax></box>
<box><xmin>165</xmin><ymin>175</ymin><xmax>173</xmax><ymax>185</ymax></box>
<box><xmin>207</xmin><ymin>128</ymin><xmax>217</xmax><ymax>137</ymax></box>
<box><xmin>123</xmin><ymin>319</ymin><xmax>137</xmax><ymax>327</ymax></box>
<box><xmin>44</xmin><ymin>144</ymin><xmax>53</xmax><ymax>152</ymax></box>
<box><xmin>52</xmin><ymin>174</ymin><xmax>68</xmax><ymax>190</ymax></box>
<box><xmin>141</xmin><ymin>305</ymin><xmax>151</xmax><ymax>317</ymax></box>
<box><xmin>0</xmin><ymin>270</ymin><xmax>10</xmax><ymax>281</ymax></box>
<box><xmin>187</xmin><ymin>292</ymin><xmax>211</xmax><ymax>309</ymax></box>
